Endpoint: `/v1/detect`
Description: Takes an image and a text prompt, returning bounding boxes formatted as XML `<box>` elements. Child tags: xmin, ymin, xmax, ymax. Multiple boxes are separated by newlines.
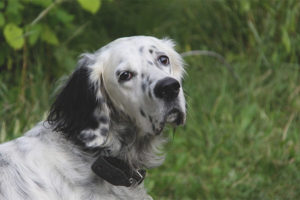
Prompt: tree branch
<box><xmin>30</xmin><ymin>0</ymin><xmax>64</xmax><ymax>26</ymax></box>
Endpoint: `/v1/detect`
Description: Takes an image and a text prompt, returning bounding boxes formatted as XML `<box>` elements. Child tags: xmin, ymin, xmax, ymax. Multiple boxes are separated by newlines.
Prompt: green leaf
<box><xmin>54</xmin><ymin>9</ymin><xmax>74</xmax><ymax>24</ymax></box>
<box><xmin>77</xmin><ymin>0</ymin><xmax>101</xmax><ymax>14</ymax></box>
<box><xmin>28</xmin><ymin>24</ymin><xmax>42</xmax><ymax>46</ymax></box>
<box><xmin>240</xmin><ymin>0</ymin><xmax>250</xmax><ymax>12</ymax></box>
<box><xmin>0</xmin><ymin>13</ymin><xmax>5</xmax><ymax>27</ymax></box>
<box><xmin>3</xmin><ymin>23</ymin><xmax>24</xmax><ymax>50</ymax></box>
<box><xmin>41</xmin><ymin>25</ymin><xmax>59</xmax><ymax>45</ymax></box>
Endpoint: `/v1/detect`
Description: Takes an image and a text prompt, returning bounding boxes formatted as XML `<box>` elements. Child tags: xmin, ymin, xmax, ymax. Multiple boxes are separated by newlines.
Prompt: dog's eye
<box><xmin>158</xmin><ymin>55</ymin><xmax>169</xmax><ymax>66</ymax></box>
<box><xmin>119</xmin><ymin>71</ymin><xmax>133</xmax><ymax>82</ymax></box>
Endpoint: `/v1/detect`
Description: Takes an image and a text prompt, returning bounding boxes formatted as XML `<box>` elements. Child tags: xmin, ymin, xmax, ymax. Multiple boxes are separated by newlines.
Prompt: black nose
<box><xmin>154</xmin><ymin>77</ymin><xmax>180</xmax><ymax>101</ymax></box>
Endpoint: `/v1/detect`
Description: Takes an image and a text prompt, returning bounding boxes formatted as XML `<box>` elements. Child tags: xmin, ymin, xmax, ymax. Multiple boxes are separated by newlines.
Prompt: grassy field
<box><xmin>1</xmin><ymin>55</ymin><xmax>299</xmax><ymax>199</ymax></box>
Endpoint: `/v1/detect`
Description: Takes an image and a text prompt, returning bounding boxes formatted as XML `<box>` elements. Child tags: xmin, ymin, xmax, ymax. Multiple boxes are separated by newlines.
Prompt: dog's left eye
<box><xmin>158</xmin><ymin>55</ymin><xmax>170</xmax><ymax>66</ymax></box>
<box><xmin>119</xmin><ymin>71</ymin><xmax>134</xmax><ymax>82</ymax></box>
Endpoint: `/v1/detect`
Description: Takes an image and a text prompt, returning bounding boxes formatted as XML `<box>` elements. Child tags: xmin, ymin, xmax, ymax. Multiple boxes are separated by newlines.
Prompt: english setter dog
<box><xmin>0</xmin><ymin>36</ymin><xmax>186</xmax><ymax>200</ymax></box>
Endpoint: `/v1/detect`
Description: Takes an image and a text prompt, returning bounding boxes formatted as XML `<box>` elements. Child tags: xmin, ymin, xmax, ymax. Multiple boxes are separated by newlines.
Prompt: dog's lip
<box><xmin>155</xmin><ymin>126</ymin><xmax>164</xmax><ymax>135</ymax></box>
<box><xmin>166</xmin><ymin>108</ymin><xmax>185</xmax><ymax>125</ymax></box>
<box><xmin>154</xmin><ymin>108</ymin><xmax>185</xmax><ymax>135</ymax></box>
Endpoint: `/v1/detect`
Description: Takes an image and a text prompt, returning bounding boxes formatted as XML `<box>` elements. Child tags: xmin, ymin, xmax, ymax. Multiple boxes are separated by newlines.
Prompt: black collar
<box><xmin>91</xmin><ymin>156</ymin><xmax>146</xmax><ymax>187</ymax></box>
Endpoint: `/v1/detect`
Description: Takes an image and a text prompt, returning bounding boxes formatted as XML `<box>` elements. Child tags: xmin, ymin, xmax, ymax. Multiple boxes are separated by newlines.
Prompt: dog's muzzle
<box><xmin>153</xmin><ymin>77</ymin><xmax>185</xmax><ymax>132</ymax></box>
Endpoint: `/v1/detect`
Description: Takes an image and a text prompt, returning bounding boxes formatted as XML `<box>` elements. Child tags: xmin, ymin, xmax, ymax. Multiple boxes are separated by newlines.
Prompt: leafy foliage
<box><xmin>0</xmin><ymin>0</ymin><xmax>102</xmax><ymax>70</ymax></box>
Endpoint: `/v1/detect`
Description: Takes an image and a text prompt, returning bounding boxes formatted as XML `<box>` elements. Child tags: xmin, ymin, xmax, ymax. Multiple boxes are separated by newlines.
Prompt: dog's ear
<box><xmin>47</xmin><ymin>54</ymin><xmax>110</xmax><ymax>148</ymax></box>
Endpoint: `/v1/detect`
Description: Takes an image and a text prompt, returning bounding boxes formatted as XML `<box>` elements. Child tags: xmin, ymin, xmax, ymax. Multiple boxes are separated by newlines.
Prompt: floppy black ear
<box><xmin>47</xmin><ymin>55</ymin><xmax>110</xmax><ymax>147</ymax></box>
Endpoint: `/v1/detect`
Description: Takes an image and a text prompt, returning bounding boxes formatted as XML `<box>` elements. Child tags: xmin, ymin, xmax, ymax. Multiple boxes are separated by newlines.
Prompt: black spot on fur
<box><xmin>148</xmin><ymin>115</ymin><xmax>153</xmax><ymax>123</ymax></box>
<box><xmin>149</xmin><ymin>49</ymin><xmax>153</xmax><ymax>54</ymax></box>
<box><xmin>100</xmin><ymin>128</ymin><xmax>109</xmax><ymax>136</ymax></box>
<box><xmin>141</xmin><ymin>73</ymin><xmax>145</xmax><ymax>79</ymax></box>
<box><xmin>140</xmin><ymin>109</ymin><xmax>146</xmax><ymax>118</ymax></box>
<box><xmin>112</xmin><ymin>122</ymin><xmax>137</xmax><ymax>145</ymax></box>
<box><xmin>147</xmin><ymin>61</ymin><xmax>153</xmax><ymax>65</ymax></box>
<box><xmin>108</xmin><ymin>102</ymin><xmax>137</xmax><ymax>146</ymax></box>
<box><xmin>141</xmin><ymin>83</ymin><xmax>146</xmax><ymax>92</ymax></box>
<box><xmin>151</xmin><ymin>45</ymin><xmax>157</xmax><ymax>49</ymax></box>
<box><xmin>0</xmin><ymin>153</ymin><xmax>9</xmax><ymax>167</ymax></box>
<box><xmin>139</xmin><ymin>46</ymin><xmax>144</xmax><ymax>53</ymax></box>
<box><xmin>152</xmin><ymin>124</ymin><xmax>155</xmax><ymax>132</ymax></box>
<box><xmin>148</xmin><ymin>90</ymin><xmax>152</xmax><ymax>99</ymax></box>
<box><xmin>79</xmin><ymin>132</ymin><xmax>97</xmax><ymax>142</ymax></box>
<box><xmin>33</xmin><ymin>180</ymin><xmax>45</xmax><ymax>190</ymax></box>
<box><xmin>98</xmin><ymin>97</ymin><xmax>106</xmax><ymax>104</ymax></box>
<box><xmin>98</xmin><ymin>115</ymin><xmax>109</xmax><ymax>124</ymax></box>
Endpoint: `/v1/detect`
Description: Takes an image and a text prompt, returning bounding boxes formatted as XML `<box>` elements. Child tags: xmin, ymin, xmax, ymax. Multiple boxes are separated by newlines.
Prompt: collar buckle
<box><xmin>91</xmin><ymin>156</ymin><xmax>146</xmax><ymax>187</ymax></box>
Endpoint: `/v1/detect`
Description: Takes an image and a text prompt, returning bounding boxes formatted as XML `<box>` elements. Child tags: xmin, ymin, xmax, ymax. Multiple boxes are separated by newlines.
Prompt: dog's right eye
<box><xmin>119</xmin><ymin>71</ymin><xmax>134</xmax><ymax>82</ymax></box>
<box><xmin>158</xmin><ymin>55</ymin><xmax>169</xmax><ymax>66</ymax></box>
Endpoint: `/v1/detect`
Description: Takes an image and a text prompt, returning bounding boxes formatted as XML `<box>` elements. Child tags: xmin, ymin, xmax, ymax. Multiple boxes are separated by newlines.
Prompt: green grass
<box><xmin>0</xmin><ymin>57</ymin><xmax>299</xmax><ymax>199</ymax></box>
<box><xmin>0</xmin><ymin>65</ymin><xmax>53</xmax><ymax>142</ymax></box>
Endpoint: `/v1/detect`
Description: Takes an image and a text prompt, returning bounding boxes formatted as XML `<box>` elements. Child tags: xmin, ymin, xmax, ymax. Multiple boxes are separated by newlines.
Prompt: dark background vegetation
<box><xmin>1</xmin><ymin>0</ymin><xmax>300</xmax><ymax>199</ymax></box>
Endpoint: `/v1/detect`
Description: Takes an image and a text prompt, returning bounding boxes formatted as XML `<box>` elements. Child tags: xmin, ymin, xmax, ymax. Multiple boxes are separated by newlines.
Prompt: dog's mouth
<box><xmin>154</xmin><ymin>108</ymin><xmax>185</xmax><ymax>135</ymax></box>
<box><xmin>165</xmin><ymin>108</ymin><xmax>185</xmax><ymax>125</ymax></box>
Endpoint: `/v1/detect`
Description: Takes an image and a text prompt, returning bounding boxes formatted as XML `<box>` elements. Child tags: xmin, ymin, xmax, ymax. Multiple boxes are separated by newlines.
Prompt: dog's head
<box><xmin>47</xmin><ymin>36</ymin><xmax>186</xmax><ymax>148</ymax></box>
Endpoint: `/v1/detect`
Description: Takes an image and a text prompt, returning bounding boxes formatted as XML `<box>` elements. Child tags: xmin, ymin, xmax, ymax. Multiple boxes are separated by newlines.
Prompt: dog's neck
<box><xmin>63</xmin><ymin>108</ymin><xmax>166</xmax><ymax>170</ymax></box>
<box><xmin>99</xmin><ymin>109</ymin><xmax>166</xmax><ymax>169</ymax></box>
<box><xmin>53</xmin><ymin>94</ymin><xmax>167</xmax><ymax>170</ymax></box>
<box><xmin>82</xmin><ymin>95</ymin><xmax>165</xmax><ymax>170</ymax></box>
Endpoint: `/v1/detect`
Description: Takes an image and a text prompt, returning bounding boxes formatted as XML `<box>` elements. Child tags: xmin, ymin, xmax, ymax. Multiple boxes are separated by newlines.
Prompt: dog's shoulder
<box><xmin>0</xmin><ymin>123</ymin><xmax>152</xmax><ymax>200</ymax></box>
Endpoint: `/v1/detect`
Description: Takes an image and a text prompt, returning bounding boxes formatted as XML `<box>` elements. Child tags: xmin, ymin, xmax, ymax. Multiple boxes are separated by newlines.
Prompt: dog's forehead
<box><xmin>106</xmin><ymin>36</ymin><xmax>173</xmax><ymax>54</ymax></box>
<box><xmin>94</xmin><ymin>36</ymin><xmax>184</xmax><ymax>80</ymax></box>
